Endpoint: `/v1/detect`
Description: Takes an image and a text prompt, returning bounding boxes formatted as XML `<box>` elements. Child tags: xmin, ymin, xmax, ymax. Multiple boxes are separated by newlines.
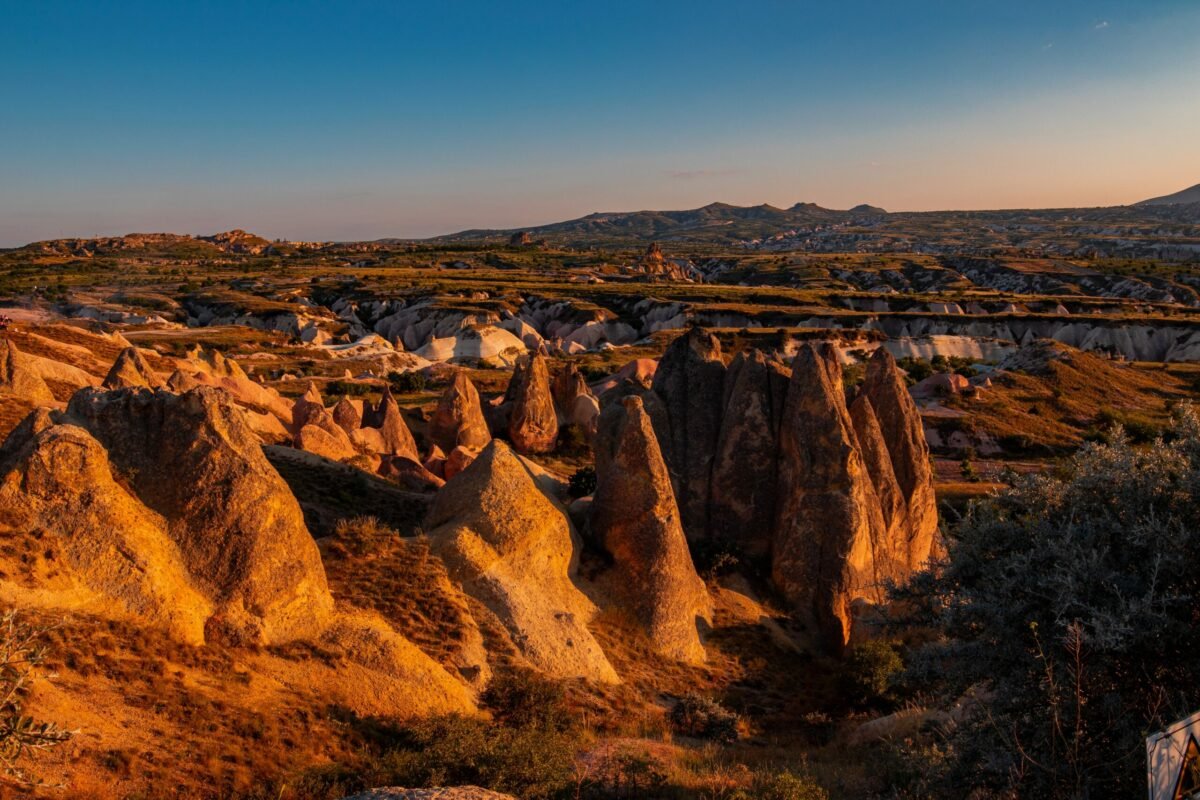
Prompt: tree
<box><xmin>896</xmin><ymin>408</ymin><xmax>1200</xmax><ymax>798</ymax></box>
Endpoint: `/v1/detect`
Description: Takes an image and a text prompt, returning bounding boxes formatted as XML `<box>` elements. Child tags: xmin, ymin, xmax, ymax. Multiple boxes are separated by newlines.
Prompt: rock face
<box><xmin>849</xmin><ymin>394</ymin><xmax>909</xmax><ymax>569</ymax></box>
<box><xmin>430</xmin><ymin>372</ymin><xmax>492</xmax><ymax>453</ymax></box>
<box><xmin>592</xmin><ymin>395</ymin><xmax>711</xmax><ymax>664</ymax></box>
<box><xmin>709</xmin><ymin>350</ymin><xmax>790</xmax><ymax>559</ymax></box>
<box><xmin>292</xmin><ymin>383</ymin><xmax>358</xmax><ymax>460</ymax></box>
<box><xmin>862</xmin><ymin>348</ymin><xmax>939</xmax><ymax>571</ymax></box>
<box><xmin>0</xmin><ymin>387</ymin><xmax>334</xmax><ymax>644</ymax></box>
<box><xmin>425</xmin><ymin>441</ymin><xmax>617</xmax><ymax>683</ymax></box>
<box><xmin>650</xmin><ymin>328</ymin><xmax>726</xmax><ymax>540</ymax></box>
<box><xmin>505</xmin><ymin>354</ymin><xmax>559</xmax><ymax>453</ymax></box>
<box><xmin>773</xmin><ymin>343</ymin><xmax>888</xmax><ymax>650</ymax></box>
<box><xmin>0</xmin><ymin>338</ymin><xmax>55</xmax><ymax>405</ymax></box>
<box><xmin>102</xmin><ymin>347</ymin><xmax>163</xmax><ymax>390</ymax></box>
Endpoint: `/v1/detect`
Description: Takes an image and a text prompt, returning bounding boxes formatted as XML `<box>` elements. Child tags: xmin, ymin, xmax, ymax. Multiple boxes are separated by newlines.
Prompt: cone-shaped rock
<box><xmin>710</xmin><ymin>350</ymin><xmax>790</xmax><ymax>559</ymax></box>
<box><xmin>430</xmin><ymin>372</ymin><xmax>492</xmax><ymax>453</ymax></box>
<box><xmin>102</xmin><ymin>346</ymin><xmax>163</xmax><ymax>390</ymax></box>
<box><xmin>332</xmin><ymin>396</ymin><xmax>362</xmax><ymax>433</ymax></box>
<box><xmin>592</xmin><ymin>395</ymin><xmax>712</xmax><ymax>664</ymax></box>
<box><xmin>506</xmin><ymin>354</ymin><xmax>559</xmax><ymax>454</ymax></box>
<box><xmin>650</xmin><ymin>327</ymin><xmax>726</xmax><ymax>540</ymax></box>
<box><xmin>0</xmin><ymin>338</ymin><xmax>54</xmax><ymax>405</ymax></box>
<box><xmin>363</xmin><ymin>387</ymin><xmax>419</xmax><ymax>459</ymax></box>
<box><xmin>552</xmin><ymin>362</ymin><xmax>591</xmax><ymax>421</ymax></box>
<box><xmin>0</xmin><ymin>410</ymin><xmax>212</xmax><ymax>643</ymax></box>
<box><xmin>849</xmin><ymin>393</ymin><xmax>909</xmax><ymax>580</ymax></box>
<box><xmin>21</xmin><ymin>387</ymin><xmax>335</xmax><ymax>644</ymax></box>
<box><xmin>863</xmin><ymin>348</ymin><xmax>938</xmax><ymax>571</ymax></box>
<box><xmin>773</xmin><ymin>343</ymin><xmax>887</xmax><ymax>651</ymax></box>
<box><xmin>425</xmin><ymin>440</ymin><xmax>618</xmax><ymax>683</ymax></box>
<box><xmin>291</xmin><ymin>382</ymin><xmax>327</xmax><ymax>433</ymax></box>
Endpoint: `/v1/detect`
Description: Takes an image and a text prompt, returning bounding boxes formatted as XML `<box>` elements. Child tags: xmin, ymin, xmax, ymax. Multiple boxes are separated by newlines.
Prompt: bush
<box><xmin>481</xmin><ymin>668</ymin><xmax>571</xmax><ymax>731</ymax></box>
<box><xmin>734</xmin><ymin>770</ymin><xmax>829</xmax><ymax>800</ymax></box>
<box><xmin>387</xmin><ymin>370</ymin><xmax>427</xmax><ymax>393</ymax></box>
<box><xmin>0</xmin><ymin>611</ymin><xmax>73</xmax><ymax>786</ymax></box>
<box><xmin>568</xmin><ymin>466</ymin><xmax>597</xmax><ymax>498</ymax></box>
<box><xmin>842</xmin><ymin>640</ymin><xmax>903</xmax><ymax>708</ymax></box>
<box><xmin>895</xmin><ymin>407</ymin><xmax>1200</xmax><ymax>797</ymax></box>
<box><xmin>371</xmin><ymin>715</ymin><xmax>575</xmax><ymax>800</ymax></box>
<box><xmin>669</xmin><ymin>693</ymin><xmax>740</xmax><ymax>744</ymax></box>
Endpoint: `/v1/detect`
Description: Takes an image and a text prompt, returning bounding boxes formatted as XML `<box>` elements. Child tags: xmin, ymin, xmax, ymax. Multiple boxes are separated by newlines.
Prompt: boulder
<box><xmin>592</xmin><ymin>395</ymin><xmax>711</xmax><ymax>664</ymax></box>
<box><xmin>709</xmin><ymin>349</ymin><xmax>790</xmax><ymax>559</ymax></box>
<box><xmin>425</xmin><ymin>441</ymin><xmax>617</xmax><ymax>683</ymax></box>
<box><xmin>0</xmin><ymin>338</ymin><xmax>54</xmax><ymax>405</ymax></box>
<box><xmin>863</xmin><ymin>348</ymin><xmax>939</xmax><ymax>571</ymax></box>
<box><xmin>650</xmin><ymin>328</ymin><xmax>726</xmax><ymax>540</ymax></box>
<box><xmin>506</xmin><ymin>354</ymin><xmax>559</xmax><ymax>454</ymax></box>
<box><xmin>772</xmin><ymin>343</ymin><xmax>887</xmax><ymax>651</ymax></box>
<box><xmin>102</xmin><ymin>347</ymin><xmax>163</xmax><ymax>390</ymax></box>
<box><xmin>430</xmin><ymin>372</ymin><xmax>492</xmax><ymax>453</ymax></box>
<box><xmin>291</xmin><ymin>382</ymin><xmax>329</xmax><ymax>434</ymax></box>
<box><xmin>297</xmin><ymin>423</ymin><xmax>359</xmax><ymax>462</ymax></box>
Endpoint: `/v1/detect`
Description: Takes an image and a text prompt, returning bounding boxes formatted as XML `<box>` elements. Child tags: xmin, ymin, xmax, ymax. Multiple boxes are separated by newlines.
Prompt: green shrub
<box><xmin>387</xmin><ymin>370</ymin><xmax>427</xmax><ymax>393</ymax></box>
<box><xmin>842</xmin><ymin>640</ymin><xmax>903</xmax><ymax>708</ymax></box>
<box><xmin>895</xmin><ymin>406</ymin><xmax>1200</xmax><ymax>797</ymax></box>
<box><xmin>732</xmin><ymin>770</ymin><xmax>828</xmax><ymax>800</ymax></box>
<box><xmin>481</xmin><ymin>668</ymin><xmax>571</xmax><ymax>731</ymax></box>
<box><xmin>669</xmin><ymin>693</ymin><xmax>740</xmax><ymax>744</ymax></box>
<box><xmin>372</xmin><ymin>715</ymin><xmax>575</xmax><ymax>800</ymax></box>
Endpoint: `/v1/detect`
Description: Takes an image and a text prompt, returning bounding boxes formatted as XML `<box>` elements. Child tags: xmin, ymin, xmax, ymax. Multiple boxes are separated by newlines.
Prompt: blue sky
<box><xmin>2</xmin><ymin>0</ymin><xmax>1199</xmax><ymax>245</ymax></box>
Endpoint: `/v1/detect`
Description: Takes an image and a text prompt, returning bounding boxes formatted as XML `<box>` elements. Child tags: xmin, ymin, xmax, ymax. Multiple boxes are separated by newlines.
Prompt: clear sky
<box><xmin>2</xmin><ymin>0</ymin><xmax>1199</xmax><ymax>245</ymax></box>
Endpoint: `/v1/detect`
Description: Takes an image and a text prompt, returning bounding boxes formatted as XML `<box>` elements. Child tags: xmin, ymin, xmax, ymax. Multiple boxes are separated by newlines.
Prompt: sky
<box><xmin>2</xmin><ymin>0</ymin><xmax>1199</xmax><ymax>246</ymax></box>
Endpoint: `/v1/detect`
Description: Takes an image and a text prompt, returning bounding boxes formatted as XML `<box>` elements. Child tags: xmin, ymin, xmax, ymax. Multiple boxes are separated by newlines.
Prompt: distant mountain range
<box><xmin>426</xmin><ymin>201</ymin><xmax>887</xmax><ymax>246</ymax></box>
<box><xmin>424</xmin><ymin>193</ymin><xmax>1200</xmax><ymax>248</ymax></box>
<box><xmin>1136</xmin><ymin>182</ymin><xmax>1200</xmax><ymax>206</ymax></box>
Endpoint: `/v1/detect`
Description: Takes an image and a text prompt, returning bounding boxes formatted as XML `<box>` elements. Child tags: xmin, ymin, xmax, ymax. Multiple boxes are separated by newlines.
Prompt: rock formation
<box><xmin>425</xmin><ymin>441</ymin><xmax>617</xmax><ymax>683</ymax></box>
<box><xmin>0</xmin><ymin>387</ymin><xmax>333</xmax><ymax>644</ymax></box>
<box><xmin>650</xmin><ymin>328</ymin><xmax>726</xmax><ymax>540</ymax></box>
<box><xmin>709</xmin><ymin>349</ymin><xmax>790</xmax><ymax>559</ymax></box>
<box><xmin>592</xmin><ymin>395</ymin><xmax>711</xmax><ymax>663</ymax></box>
<box><xmin>64</xmin><ymin>387</ymin><xmax>337</xmax><ymax>643</ymax></box>
<box><xmin>332</xmin><ymin>396</ymin><xmax>362</xmax><ymax>433</ymax></box>
<box><xmin>430</xmin><ymin>372</ymin><xmax>492</xmax><ymax>453</ymax></box>
<box><xmin>552</xmin><ymin>363</ymin><xmax>590</xmax><ymax>421</ymax></box>
<box><xmin>102</xmin><ymin>346</ymin><xmax>163</xmax><ymax>390</ymax></box>
<box><xmin>362</xmin><ymin>387</ymin><xmax>419</xmax><ymax>459</ymax></box>
<box><xmin>505</xmin><ymin>354</ymin><xmax>559</xmax><ymax>454</ymax></box>
<box><xmin>862</xmin><ymin>348</ymin><xmax>939</xmax><ymax>571</ymax></box>
<box><xmin>849</xmin><ymin>393</ymin><xmax>909</xmax><ymax>570</ymax></box>
<box><xmin>773</xmin><ymin>343</ymin><xmax>888</xmax><ymax>650</ymax></box>
<box><xmin>0</xmin><ymin>338</ymin><xmax>55</xmax><ymax>405</ymax></box>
